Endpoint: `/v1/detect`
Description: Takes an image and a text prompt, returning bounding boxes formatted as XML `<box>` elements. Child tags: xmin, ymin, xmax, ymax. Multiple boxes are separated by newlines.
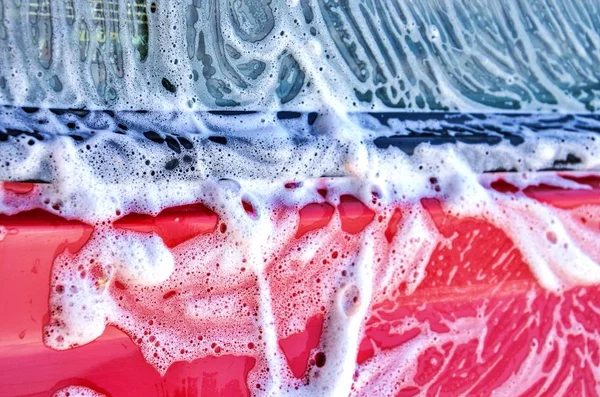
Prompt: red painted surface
<box><xmin>384</xmin><ymin>208</ymin><xmax>403</xmax><ymax>243</ymax></box>
<box><xmin>337</xmin><ymin>195</ymin><xmax>375</xmax><ymax>234</ymax></box>
<box><xmin>358</xmin><ymin>193</ymin><xmax>600</xmax><ymax>395</ymax></box>
<box><xmin>296</xmin><ymin>202</ymin><xmax>335</xmax><ymax>238</ymax></box>
<box><xmin>523</xmin><ymin>184</ymin><xmax>600</xmax><ymax>209</ymax></box>
<box><xmin>2</xmin><ymin>181</ymin><xmax>35</xmax><ymax>194</ymax></box>
<box><xmin>0</xmin><ymin>202</ymin><xmax>254</xmax><ymax>397</ymax></box>
<box><xmin>1</xmin><ymin>179</ymin><xmax>600</xmax><ymax>396</ymax></box>
<box><xmin>278</xmin><ymin>314</ymin><xmax>324</xmax><ymax>378</ymax></box>
<box><xmin>113</xmin><ymin>203</ymin><xmax>218</xmax><ymax>248</ymax></box>
<box><xmin>490</xmin><ymin>179</ymin><xmax>519</xmax><ymax>194</ymax></box>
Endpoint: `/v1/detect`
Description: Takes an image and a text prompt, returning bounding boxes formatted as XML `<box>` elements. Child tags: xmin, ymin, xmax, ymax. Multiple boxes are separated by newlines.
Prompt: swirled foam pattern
<box><xmin>0</xmin><ymin>0</ymin><xmax>599</xmax><ymax>111</ymax></box>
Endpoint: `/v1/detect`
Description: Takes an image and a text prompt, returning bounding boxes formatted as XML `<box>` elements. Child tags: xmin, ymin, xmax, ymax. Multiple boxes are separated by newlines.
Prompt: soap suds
<box><xmin>1</xmin><ymin>109</ymin><xmax>599</xmax><ymax>395</ymax></box>
<box><xmin>53</xmin><ymin>386</ymin><xmax>106</xmax><ymax>397</ymax></box>
<box><xmin>0</xmin><ymin>0</ymin><xmax>599</xmax><ymax>111</ymax></box>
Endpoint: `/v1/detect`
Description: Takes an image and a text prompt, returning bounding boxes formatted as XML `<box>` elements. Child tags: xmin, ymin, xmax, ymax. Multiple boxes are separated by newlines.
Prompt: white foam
<box><xmin>53</xmin><ymin>386</ymin><xmax>106</xmax><ymax>397</ymax></box>
<box><xmin>1</xmin><ymin>111</ymin><xmax>600</xmax><ymax>394</ymax></box>
<box><xmin>1</xmin><ymin>0</ymin><xmax>598</xmax><ymax>111</ymax></box>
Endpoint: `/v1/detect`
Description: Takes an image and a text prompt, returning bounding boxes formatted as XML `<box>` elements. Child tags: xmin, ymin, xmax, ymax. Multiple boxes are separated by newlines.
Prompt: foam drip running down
<box><xmin>1</xmin><ymin>110</ymin><xmax>600</xmax><ymax>395</ymax></box>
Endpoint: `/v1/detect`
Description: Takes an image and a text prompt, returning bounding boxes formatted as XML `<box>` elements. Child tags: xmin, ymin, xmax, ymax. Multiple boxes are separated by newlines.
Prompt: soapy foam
<box><xmin>0</xmin><ymin>0</ymin><xmax>599</xmax><ymax>111</ymax></box>
<box><xmin>1</xmin><ymin>110</ymin><xmax>600</xmax><ymax>395</ymax></box>
<box><xmin>53</xmin><ymin>386</ymin><xmax>106</xmax><ymax>397</ymax></box>
<box><xmin>1</xmin><ymin>0</ymin><xmax>599</xmax><ymax>393</ymax></box>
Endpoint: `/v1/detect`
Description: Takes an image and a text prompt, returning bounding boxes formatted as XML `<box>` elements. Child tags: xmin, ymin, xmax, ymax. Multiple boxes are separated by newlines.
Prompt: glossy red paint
<box><xmin>337</xmin><ymin>195</ymin><xmax>375</xmax><ymax>234</ymax></box>
<box><xmin>113</xmin><ymin>203</ymin><xmax>218</xmax><ymax>248</ymax></box>
<box><xmin>2</xmin><ymin>181</ymin><xmax>35</xmax><ymax>194</ymax></box>
<box><xmin>0</xmin><ymin>200</ymin><xmax>253</xmax><ymax>397</ymax></box>
<box><xmin>296</xmin><ymin>202</ymin><xmax>335</xmax><ymax>238</ymax></box>
<box><xmin>278</xmin><ymin>314</ymin><xmax>324</xmax><ymax>378</ymax></box>
<box><xmin>1</xmin><ymin>179</ymin><xmax>599</xmax><ymax>396</ymax></box>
